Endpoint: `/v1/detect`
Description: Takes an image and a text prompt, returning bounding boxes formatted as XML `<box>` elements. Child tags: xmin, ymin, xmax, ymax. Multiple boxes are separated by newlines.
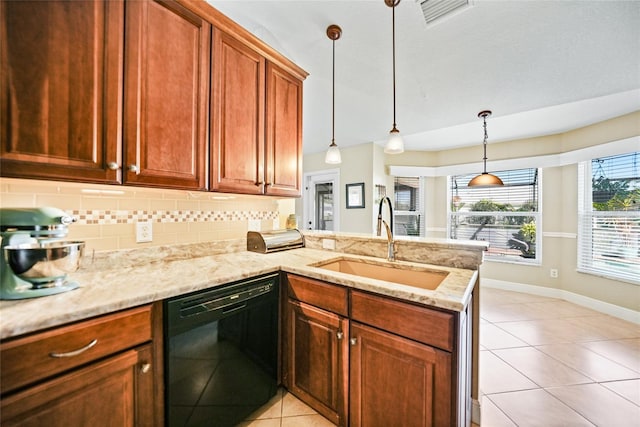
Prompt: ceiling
<box><xmin>210</xmin><ymin>0</ymin><xmax>640</xmax><ymax>155</ymax></box>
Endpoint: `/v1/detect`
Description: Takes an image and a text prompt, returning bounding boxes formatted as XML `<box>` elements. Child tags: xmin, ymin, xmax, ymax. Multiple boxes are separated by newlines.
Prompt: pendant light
<box><xmin>468</xmin><ymin>110</ymin><xmax>504</xmax><ymax>187</ymax></box>
<box><xmin>325</xmin><ymin>25</ymin><xmax>342</xmax><ymax>164</ymax></box>
<box><xmin>384</xmin><ymin>0</ymin><xmax>404</xmax><ymax>154</ymax></box>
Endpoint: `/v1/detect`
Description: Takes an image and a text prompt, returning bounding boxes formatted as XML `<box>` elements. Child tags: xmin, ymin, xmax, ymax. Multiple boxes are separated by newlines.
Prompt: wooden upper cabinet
<box><xmin>1</xmin><ymin>0</ymin><xmax>304</xmax><ymax>195</ymax></box>
<box><xmin>210</xmin><ymin>29</ymin><xmax>266</xmax><ymax>194</ymax></box>
<box><xmin>210</xmin><ymin>32</ymin><xmax>304</xmax><ymax>197</ymax></box>
<box><xmin>265</xmin><ymin>62</ymin><xmax>303</xmax><ymax>197</ymax></box>
<box><xmin>0</xmin><ymin>0</ymin><xmax>123</xmax><ymax>183</ymax></box>
<box><xmin>123</xmin><ymin>0</ymin><xmax>209</xmax><ymax>190</ymax></box>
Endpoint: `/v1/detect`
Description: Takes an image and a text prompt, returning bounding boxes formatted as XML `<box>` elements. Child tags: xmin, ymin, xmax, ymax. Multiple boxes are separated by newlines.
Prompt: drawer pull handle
<box><xmin>140</xmin><ymin>363</ymin><xmax>151</xmax><ymax>374</ymax></box>
<box><xmin>49</xmin><ymin>339</ymin><xmax>98</xmax><ymax>358</ymax></box>
<box><xmin>350</xmin><ymin>337</ymin><xmax>357</xmax><ymax>346</ymax></box>
<box><xmin>337</xmin><ymin>332</ymin><xmax>344</xmax><ymax>340</ymax></box>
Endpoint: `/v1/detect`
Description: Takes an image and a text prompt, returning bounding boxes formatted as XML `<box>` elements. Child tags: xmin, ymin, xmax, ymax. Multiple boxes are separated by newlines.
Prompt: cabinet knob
<box><xmin>337</xmin><ymin>331</ymin><xmax>344</xmax><ymax>340</ymax></box>
<box><xmin>350</xmin><ymin>337</ymin><xmax>357</xmax><ymax>346</ymax></box>
<box><xmin>107</xmin><ymin>162</ymin><xmax>120</xmax><ymax>170</ymax></box>
<box><xmin>140</xmin><ymin>363</ymin><xmax>151</xmax><ymax>374</ymax></box>
<box><xmin>128</xmin><ymin>164</ymin><xmax>140</xmax><ymax>174</ymax></box>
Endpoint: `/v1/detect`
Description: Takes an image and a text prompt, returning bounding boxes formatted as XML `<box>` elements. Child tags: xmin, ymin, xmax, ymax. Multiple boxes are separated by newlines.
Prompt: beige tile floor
<box><xmin>241</xmin><ymin>287</ymin><xmax>640</xmax><ymax>426</ymax></box>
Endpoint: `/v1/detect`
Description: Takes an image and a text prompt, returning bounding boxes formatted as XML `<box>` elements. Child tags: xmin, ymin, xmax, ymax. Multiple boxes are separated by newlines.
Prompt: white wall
<box><xmin>385</xmin><ymin>111</ymin><xmax>640</xmax><ymax>312</ymax></box>
<box><xmin>299</xmin><ymin>142</ymin><xmax>376</xmax><ymax>234</ymax></box>
<box><xmin>301</xmin><ymin>112</ymin><xmax>640</xmax><ymax>312</ymax></box>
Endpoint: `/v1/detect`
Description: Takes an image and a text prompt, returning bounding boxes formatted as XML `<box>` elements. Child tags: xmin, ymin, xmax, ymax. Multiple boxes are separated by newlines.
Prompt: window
<box><xmin>578</xmin><ymin>152</ymin><xmax>640</xmax><ymax>283</ymax></box>
<box><xmin>394</xmin><ymin>177</ymin><xmax>424</xmax><ymax>237</ymax></box>
<box><xmin>449</xmin><ymin>168</ymin><xmax>540</xmax><ymax>263</ymax></box>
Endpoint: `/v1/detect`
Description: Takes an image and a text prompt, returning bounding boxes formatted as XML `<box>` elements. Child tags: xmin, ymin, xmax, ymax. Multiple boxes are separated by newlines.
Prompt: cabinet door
<box><xmin>286</xmin><ymin>300</ymin><xmax>348</xmax><ymax>426</ymax></box>
<box><xmin>0</xmin><ymin>0</ymin><xmax>123</xmax><ymax>183</ymax></box>
<box><xmin>350</xmin><ymin>322</ymin><xmax>452</xmax><ymax>427</ymax></box>
<box><xmin>123</xmin><ymin>0</ymin><xmax>209</xmax><ymax>189</ymax></box>
<box><xmin>265</xmin><ymin>62</ymin><xmax>303</xmax><ymax>197</ymax></box>
<box><xmin>210</xmin><ymin>29</ymin><xmax>266</xmax><ymax>194</ymax></box>
<box><xmin>0</xmin><ymin>345</ymin><xmax>154</xmax><ymax>427</ymax></box>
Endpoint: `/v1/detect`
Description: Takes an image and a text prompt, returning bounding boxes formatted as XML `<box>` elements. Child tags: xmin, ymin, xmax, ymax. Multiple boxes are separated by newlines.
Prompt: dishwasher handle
<box><xmin>221</xmin><ymin>302</ymin><xmax>247</xmax><ymax>315</ymax></box>
<box><xmin>181</xmin><ymin>283</ymin><xmax>272</xmax><ymax>318</ymax></box>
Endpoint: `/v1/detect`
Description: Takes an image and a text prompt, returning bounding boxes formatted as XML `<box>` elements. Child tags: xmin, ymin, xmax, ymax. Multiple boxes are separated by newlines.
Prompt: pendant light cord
<box><xmin>392</xmin><ymin>2</ymin><xmax>397</xmax><ymax>129</ymax></box>
<box><xmin>482</xmin><ymin>115</ymin><xmax>488</xmax><ymax>173</ymax></box>
<box><xmin>332</xmin><ymin>37</ymin><xmax>336</xmax><ymax>144</ymax></box>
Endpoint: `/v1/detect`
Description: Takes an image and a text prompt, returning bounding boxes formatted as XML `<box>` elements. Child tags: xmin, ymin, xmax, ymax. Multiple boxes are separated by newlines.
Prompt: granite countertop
<box><xmin>0</xmin><ymin>247</ymin><xmax>478</xmax><ymax>340</ymax></box>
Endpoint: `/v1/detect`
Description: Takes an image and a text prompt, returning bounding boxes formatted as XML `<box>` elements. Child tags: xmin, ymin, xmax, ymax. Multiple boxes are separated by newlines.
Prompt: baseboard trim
<box><xmin>471</xmin><ymin>398</ymin><xmax>481</xmax><ymax>425</ymax></box>
<box><xmin>482</xmin><ymin>278</ymin><xmax>640</xmax><ymax>324</ymax></box>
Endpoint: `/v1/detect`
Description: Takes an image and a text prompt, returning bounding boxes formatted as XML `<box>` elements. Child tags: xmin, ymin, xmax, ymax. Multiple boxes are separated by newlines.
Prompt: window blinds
<box><xmin>578</xmin><ymin>152</ymin><xmax>640</xmax><ymax>283</ymax></box>
<box><xmin>393</xmin><ymin>177</ymin><xmax>425</xmax><ymax>237</ymax></box>
<box><xmin>449</xmin><ymin>168</ymin><xmax>540</xmax><ymax>263</ymax></box>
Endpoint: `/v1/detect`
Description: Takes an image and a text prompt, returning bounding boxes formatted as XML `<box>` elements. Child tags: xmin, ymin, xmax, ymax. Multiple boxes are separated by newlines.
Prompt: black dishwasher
<box><xmin>164</xmin><ymin>273</ymin><xmax>279</xmax><ymax>427</ymax></box>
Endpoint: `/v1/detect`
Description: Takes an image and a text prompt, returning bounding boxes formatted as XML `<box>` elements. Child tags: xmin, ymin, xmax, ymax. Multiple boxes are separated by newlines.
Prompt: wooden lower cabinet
<box><xmin>285</xmin><ymin>299</ymin><xmax>349</xmax><ymax>426</ymax></box>
<box><xmin>0</xmin><ymin>345</ymin><xmax>152</xmax><ymax>427</ymax></box>
<box><xmin>349</xmin><ymin>322</ymin><xmax>452</xmax><ymax>427</ymax></box>
<box><xmin>284</xmin><ymin>273</ymin><xmax>471</xmax><ymax>427</ymax></box>
<box><xmin>0</xmin><ymin>303</ymin><xmax>163</xmax><ymax>427</ymax></box>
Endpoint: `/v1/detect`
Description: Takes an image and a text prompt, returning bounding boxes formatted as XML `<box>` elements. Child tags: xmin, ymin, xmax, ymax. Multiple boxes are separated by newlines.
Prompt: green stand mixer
<box><xmin>1</xmin><ymin>207</ymin><xmax>85</xmax><ymax>299</ymax></box>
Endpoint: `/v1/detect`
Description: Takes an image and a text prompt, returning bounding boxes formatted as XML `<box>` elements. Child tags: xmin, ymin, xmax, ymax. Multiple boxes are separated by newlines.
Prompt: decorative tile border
<box><xmin>70</xmin><ymin>210</ymin><xmax>279</xmax><ymax>225</ymax></box>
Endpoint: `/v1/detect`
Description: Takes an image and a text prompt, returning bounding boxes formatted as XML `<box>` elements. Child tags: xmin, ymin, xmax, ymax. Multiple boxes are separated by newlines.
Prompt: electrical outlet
<box><xmin>322</xmin><ymin>238</ymin><xmax>336</xmax><ymax>250</ymax></box>
<box><xmin>136</xmin><ymin>221</ymin><xmax>153</xmax><ymax>243</ymax></box>
<box><xmin>550</xmin><ymin>268</ymin><xmax>558</xmax><ymax>278</ymax></box>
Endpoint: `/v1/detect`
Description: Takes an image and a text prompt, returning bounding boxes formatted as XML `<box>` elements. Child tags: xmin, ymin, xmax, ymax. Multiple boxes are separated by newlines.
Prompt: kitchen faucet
<box><xmin>376</xmin><ymin>197</ymin><xmax>396</xmax><ymax>261</ymax></box>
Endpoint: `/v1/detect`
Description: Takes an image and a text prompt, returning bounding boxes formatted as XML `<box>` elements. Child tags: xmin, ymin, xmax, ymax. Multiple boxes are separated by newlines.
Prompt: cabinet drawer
<box><xmin>287</xmin><ymin>274</ymin><xmax>348</xmax><ymax>316</ymax></box>
<box><xmin>351</xmin><ymin>290</ymin><xmax>454</xmax><ymax>351</ymax></box>
<box><xmin>1</xmin><ymin>304</ymin><xmax>152</xmax><ymax>394</ymax></box>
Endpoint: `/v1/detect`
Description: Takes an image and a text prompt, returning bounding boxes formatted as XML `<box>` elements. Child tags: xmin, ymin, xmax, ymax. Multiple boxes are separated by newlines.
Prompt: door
<box><xmin>349</xmin><ymin>322</ymin><xmax>452</xmax><ymax>427</ymax></box>
<box><xmin>210</xmin><ymin>29</ymin><xmax>266</xmax><ymax>194</ymax></box>
<box><xmin>304</xmin><ymin>170</ymin><xmax>341</xmax><ymax>231</ymax></box>
<box><xmin>286</xmin><ymin>300</ymin><xmax>349</xmax><ymax>426</ymax></box>
<box><xmin>316</xmin><ymin>183</ymin><xmax>335</xmax><ymax>231</ymax></box>
<box><xmin>265</xmin><ymin>62</ymin><xmax>303</xmax><ymax>197</ymax></box>
<box><xmin>0</xmin><ymin>0</ymin><xmax>123</xmax><ymax>183</ymax></box>
<box><xmin>123</xmin><ymin>0</ymin><xmax>209</xmax><ymax>189</ymax></box>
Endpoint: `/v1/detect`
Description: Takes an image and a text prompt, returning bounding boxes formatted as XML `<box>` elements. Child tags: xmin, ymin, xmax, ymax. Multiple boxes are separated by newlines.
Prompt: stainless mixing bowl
<box><xmin>4</xmin><ymin>241</ymin><xmax>85</xmax><ymax>286</ymax></box>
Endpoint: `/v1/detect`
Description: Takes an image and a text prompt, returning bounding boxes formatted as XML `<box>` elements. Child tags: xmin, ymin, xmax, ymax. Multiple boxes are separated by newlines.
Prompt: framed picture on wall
<box><xmin>346</xmin><ymin>182</ymin><xmax>365</xmax><ymax>209</ymax></box>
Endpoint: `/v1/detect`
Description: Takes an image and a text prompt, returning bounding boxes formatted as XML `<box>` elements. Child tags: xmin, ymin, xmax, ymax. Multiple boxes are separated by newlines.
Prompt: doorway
<box><xmin>303</xmin><ymin>170</ymin><xmax>340</xmax><ymax>232</ymax></box>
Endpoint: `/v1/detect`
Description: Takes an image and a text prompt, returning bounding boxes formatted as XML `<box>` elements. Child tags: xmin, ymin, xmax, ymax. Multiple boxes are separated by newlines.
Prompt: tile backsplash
<box><xmin>0</xmin><ymin>178</ymin><xmax>294</xmax><ymax>252</ymax></box>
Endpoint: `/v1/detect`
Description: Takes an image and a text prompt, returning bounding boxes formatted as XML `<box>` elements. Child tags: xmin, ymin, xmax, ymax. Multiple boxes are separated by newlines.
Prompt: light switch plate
<box><xmin>136</xmin><ymin>221</ymin><xmax>153</xmax><ymax>243</ymax></box>
<box><xmin>248</xmin><ymin>219</ymin><xmax>261</xmax><ymax>232</ymax></box>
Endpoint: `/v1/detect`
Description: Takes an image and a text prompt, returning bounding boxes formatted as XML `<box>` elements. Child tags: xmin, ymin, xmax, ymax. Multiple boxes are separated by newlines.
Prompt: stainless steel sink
<box><xmin>311</xmin><ymin>257</ymin><xmax>448</xmax><ymax>290</ymax></box>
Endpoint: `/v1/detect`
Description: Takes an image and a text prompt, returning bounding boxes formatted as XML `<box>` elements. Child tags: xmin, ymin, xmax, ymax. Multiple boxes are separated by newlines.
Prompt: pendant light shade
<box><xmin>325</xmin><ymin>142</ymin><xmax>341</xmax><ymax>164</ymax></box>
<box><xmin>384</xmin><ymin>0</ymin><xmax>404</xmax><ymax>154</ymax></box>
<box><xmin>325</xmin><ymin>25</ymin><xmax>342</xmax><ymax>164</ymax></box>
<box><xmin>386</xmin><ymin>127</ymin><xmax>404</xmax><ymax>154</ymax></box>
<box><xmin>468</xmin><ymin>110</ymin><xmax>504</xmax><ymax>187</ymax></box>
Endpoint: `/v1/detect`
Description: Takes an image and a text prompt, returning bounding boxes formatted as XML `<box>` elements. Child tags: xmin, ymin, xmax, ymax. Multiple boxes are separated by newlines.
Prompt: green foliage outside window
<box><xmin>508</xmin><ymin>221</ymin><xmax>536</xmax><ymax>258</ymax></box>
<box><xmin>592</xmin><ymin>177</ymin><xmax>640</xmax><ymax>211</ymax></box>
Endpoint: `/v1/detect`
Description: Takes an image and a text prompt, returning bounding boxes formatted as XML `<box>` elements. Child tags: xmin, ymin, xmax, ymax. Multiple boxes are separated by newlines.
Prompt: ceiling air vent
<box><xmin>417</xmin><ymin>0</ymin><xmax>473</xmax><ymax>26</ymax></box>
